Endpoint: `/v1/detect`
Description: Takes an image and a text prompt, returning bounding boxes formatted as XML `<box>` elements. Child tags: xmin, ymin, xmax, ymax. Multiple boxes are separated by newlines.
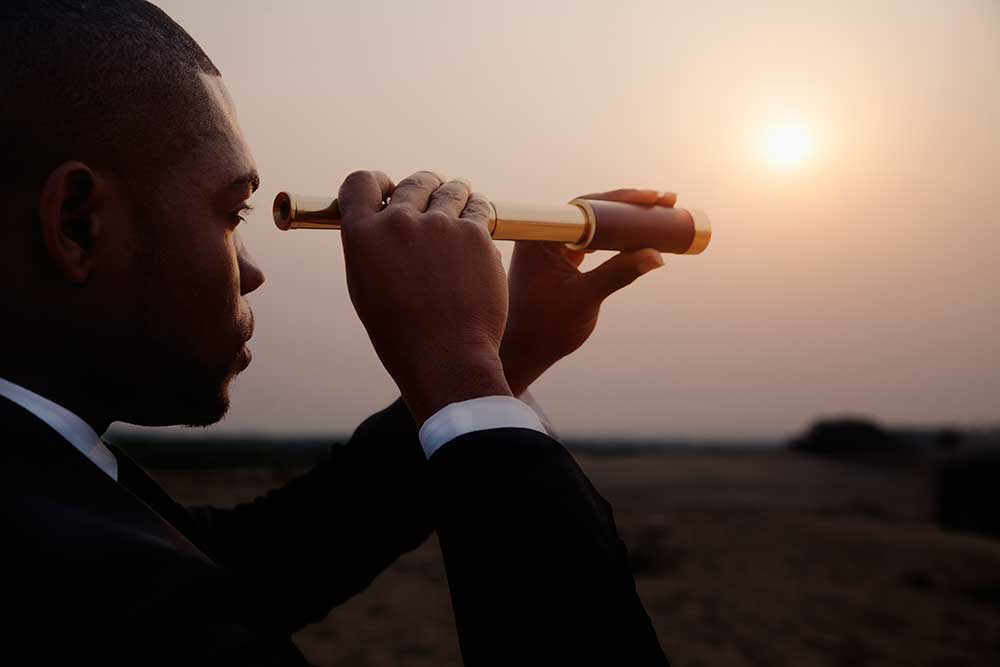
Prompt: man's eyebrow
<box><xmin>226</xmin><ymin>170</ymin><xmax>260</xmax><ymax>195</ymax></box>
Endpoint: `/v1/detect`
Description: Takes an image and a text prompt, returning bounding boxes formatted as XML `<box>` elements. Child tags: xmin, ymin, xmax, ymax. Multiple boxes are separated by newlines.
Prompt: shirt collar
<box><xmin>0</xmin><ymin>375</ymin><xmax>118</xmax><ymax>481</ymax></box>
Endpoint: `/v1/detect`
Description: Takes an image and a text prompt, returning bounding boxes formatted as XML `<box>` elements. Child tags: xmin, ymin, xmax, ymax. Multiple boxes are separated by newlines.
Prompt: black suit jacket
<box><xmin>1</xmin><ymin>393</ymin><xmax>668</xmax><ymax>666</ymax></box>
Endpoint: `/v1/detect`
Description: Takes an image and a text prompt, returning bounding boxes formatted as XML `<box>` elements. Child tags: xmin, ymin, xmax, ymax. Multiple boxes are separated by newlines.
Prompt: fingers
<box><xmin>563</xmin><ymin>244</ymin><xmax>587</xmax><ymax>268</ymax></box>
<box><xmin>657</xmin><ymin>191</ymin><xmax>677</xmax><ymax>207</ymax></box>
<box><xmin>386</xmin><ymin>170</ymin><xmax>445</xmax><ymax>212</ymax></box>
<box><xmin>338</xmin><ymin>170</ymin><xmax>395</xmax><ymax>223</ymax></box>
<box><xmin>577</xmin><ymin>188</ymin><xmax>676</xmax><ymax>207</ymax></box>
<box><xmin>426</xmin><ymin>177</ymin><xmax>473</xmax><ymax>218</ymax></box>
<box><xmin>459</xmin><ymin>190</ymin><xmax>492</xmax><ymax>228</ymax></box>
<box><xmin>582</xmin><ymin>248</ymin><xmax>664</xmax><ymax>301</ymax></box>
<box><xmin>542</xmin><ymin>241</ymin><xmax>588</xmax><ymax>267</ymax></box>
<box><xmin>578</xmin><ymin>189</ymin><xmax>659</xmax><ymax>205</ymax></box>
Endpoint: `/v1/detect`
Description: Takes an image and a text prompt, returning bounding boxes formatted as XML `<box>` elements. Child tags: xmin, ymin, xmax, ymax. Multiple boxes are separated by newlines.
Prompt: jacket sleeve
<box><xmin>429</xmin><ymin>427</ymin><xmax>670</xmax><ymax>666</ymax></box>
<box><xmin>183</xmin><ymin>397</ymin><xmax>433</xmax><ymax>633</ymax></box>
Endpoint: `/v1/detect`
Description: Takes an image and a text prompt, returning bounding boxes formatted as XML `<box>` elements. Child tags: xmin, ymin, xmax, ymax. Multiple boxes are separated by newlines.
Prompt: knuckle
<box><xmin>465</xmin><ymin>202</ymin><xmax>489</xmax><ymax>218</ymax></box>
<box><xmin>417</xmin><ymin>169</ymin><xmax>445</xmax><ymax>183</ymax></box>
<box><xmin>462</xmin><ymin>209</ymin><xmax>489</xmax><ymax>226</ymax></box>
<box><xmin>342</xmin><ymin>170</ymin><xmax>371</xmax><ymax>188</ymax></box>
<box><xmin>432</xmin><ymin>188</ymin><xmax>466</xmax><ymax>205</ymax></box>
<box><xmin>385</xmin><ymin>206</ymin><xmax>417</xmax><ymax>227</ymax></box>
<box><xmin>471</xmin><ymin>195</ymin><xmax>492</xmax><ymax>213</ymax></box>
<box><xmin>460</xmin><ymin>217</ymin><xmax>491</xmax><ymax>239</ymax></box>
<box><xmin>395</xmin><ymin>175</ymin><xmax>419</xmax><ymax>190</ymax></box>
<box><xmin>402</xmin><ymin>170</ymin><xmax>439</xmax><ymax>188</ymax></box>
<box><xmin>422</xmin><ymin>210</ymin><xmax>452</xmax><ymax>227</ymax></box>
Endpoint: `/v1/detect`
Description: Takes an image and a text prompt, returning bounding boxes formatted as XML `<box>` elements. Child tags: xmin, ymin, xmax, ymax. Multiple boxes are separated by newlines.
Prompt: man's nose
<box><xmin>235</xmin><ymin>230</ymin><xmax>265</xmax><ymax>296</ymax></box>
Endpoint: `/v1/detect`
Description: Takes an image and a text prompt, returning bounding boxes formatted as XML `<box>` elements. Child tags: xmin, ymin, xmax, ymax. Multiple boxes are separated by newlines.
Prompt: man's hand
<box><xmin>338</xmin><ymin>170</ymin><xmax>511</xmax><ymax>425</ymax></box>
<box><xmin>500</xmin><ymin>188</ymin><xmax>674</xmax><ymax>396</ymax></box>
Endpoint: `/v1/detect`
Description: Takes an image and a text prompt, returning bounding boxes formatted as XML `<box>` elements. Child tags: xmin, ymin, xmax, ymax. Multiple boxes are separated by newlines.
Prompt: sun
<box><xmin>762</xmin><ymin>122</ymin><xmax>813</xmax><ymax>167</ymax></box>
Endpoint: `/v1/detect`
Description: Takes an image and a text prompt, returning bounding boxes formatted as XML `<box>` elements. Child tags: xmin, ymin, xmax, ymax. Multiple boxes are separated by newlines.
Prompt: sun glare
<box><xmin>763</xmin><ymin>122</ymin><xmax>813</xmax><ymax>167</ymax></box>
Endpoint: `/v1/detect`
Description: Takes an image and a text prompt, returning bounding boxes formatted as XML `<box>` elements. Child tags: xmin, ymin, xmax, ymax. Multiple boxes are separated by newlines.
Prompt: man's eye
<box><xmin>233</xmin><ymin>203</ymin><xmax>255</xmax><ymax>225</ymax></box>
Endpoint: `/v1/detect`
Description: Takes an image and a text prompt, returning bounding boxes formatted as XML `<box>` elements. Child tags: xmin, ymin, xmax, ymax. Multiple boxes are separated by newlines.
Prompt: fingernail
<box><xmin>431</xmin><ymin>171</ymin><xmax>447</xmax><ymax>183</ymax></box>
<box><xmin>638</xmin><ymin>253</ymin><xmax>665</xmax><ymax>274</ymax></box>
<box><xmin>455</xmin><ymin>176</ymin><xmax>472</xmax><ymax>190</ymax></box>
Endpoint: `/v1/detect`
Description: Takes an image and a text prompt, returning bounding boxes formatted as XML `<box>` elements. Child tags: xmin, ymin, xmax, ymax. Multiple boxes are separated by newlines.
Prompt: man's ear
<box><xmin>38</xmin><ymin>161</ymin><xmax>106</xmax><ymax>284</ymax></box>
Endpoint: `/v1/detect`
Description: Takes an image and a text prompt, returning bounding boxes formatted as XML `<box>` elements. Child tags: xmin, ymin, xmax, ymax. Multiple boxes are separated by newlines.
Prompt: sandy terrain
<box><xmin>149</xmin><ymin>448</ymin><xmax>1000</xmax><ymax>666</ymax></box>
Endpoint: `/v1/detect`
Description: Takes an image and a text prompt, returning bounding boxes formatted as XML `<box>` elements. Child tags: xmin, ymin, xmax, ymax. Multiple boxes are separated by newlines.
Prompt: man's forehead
<box><xmin>180</xmin><ymin>133</ymin><xmax>258</xmax><ymax>200</ymax></box>
<box><xmin>198</xmin><ymin>72</ymin><xmax>239</xmax><ymax>120</ymax></box>
<box><xmin>186</xmin><ymin>73</ymin><xmax>258</xmax><ymax>197</ymax></box>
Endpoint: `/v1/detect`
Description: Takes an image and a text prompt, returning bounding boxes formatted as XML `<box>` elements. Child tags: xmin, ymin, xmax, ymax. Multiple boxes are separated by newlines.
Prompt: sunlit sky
<box><xmin>118</xmin><ymin>0</ymin><xmax>1000</xmax><ymax>440</ymax></box>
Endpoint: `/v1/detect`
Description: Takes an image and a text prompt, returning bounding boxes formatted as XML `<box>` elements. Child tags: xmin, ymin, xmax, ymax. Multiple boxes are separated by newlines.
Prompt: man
<box><xmin>1</xmin><ymin>2</ymin><xmax>674</xmax><ymax>665</ymax></box>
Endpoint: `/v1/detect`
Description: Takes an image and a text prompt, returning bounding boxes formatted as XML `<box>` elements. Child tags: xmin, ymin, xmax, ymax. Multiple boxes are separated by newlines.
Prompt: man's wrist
<box><xmin>499</xmin><ymin>335</ymin><xmax>551</xmax><ymax>397</ymax></box>
<box><xmin>399</xmin><ymin>352</ymin><xmax>512</xmax><ymax>426</ymax></box>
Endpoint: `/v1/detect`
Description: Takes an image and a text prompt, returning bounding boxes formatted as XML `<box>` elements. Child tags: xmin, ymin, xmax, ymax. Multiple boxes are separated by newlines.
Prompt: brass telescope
<box><xmin>273</xmin><ymin>192</ymin><xmax>711</xmax><ymax>254</ymax></box>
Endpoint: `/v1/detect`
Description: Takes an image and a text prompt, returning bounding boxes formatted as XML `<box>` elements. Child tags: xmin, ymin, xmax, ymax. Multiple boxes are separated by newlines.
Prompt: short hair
<box><xmin>0</xmin><ymin>0</ymin><xmax>221</xmax><ymax>197</ymax></box>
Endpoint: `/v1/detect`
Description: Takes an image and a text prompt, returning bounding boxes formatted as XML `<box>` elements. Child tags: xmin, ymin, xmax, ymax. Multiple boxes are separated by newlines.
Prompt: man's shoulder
<box><xmin>1</xmin><ymin>395</ymin><xmax>224</xmax><ymax>605</ymax></box>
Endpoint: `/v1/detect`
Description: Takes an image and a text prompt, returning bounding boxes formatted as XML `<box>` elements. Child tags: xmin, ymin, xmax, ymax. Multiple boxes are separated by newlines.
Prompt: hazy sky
<box><xmin>119</xmin><ymin>0</ymin><xmax>1000</xmax><ymax>440</ymax></box>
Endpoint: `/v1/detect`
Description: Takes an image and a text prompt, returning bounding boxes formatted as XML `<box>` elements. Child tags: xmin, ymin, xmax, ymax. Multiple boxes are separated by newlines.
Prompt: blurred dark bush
<box><xmin>789</xmin><ymin>417</ymin><xmax>902</xmax><ymax>456</ymax></box>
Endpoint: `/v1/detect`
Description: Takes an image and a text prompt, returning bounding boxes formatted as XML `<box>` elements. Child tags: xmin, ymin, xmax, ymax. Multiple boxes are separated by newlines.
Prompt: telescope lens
<box><xmin>273</xmin><ymin>192</ymin><xmax>293</xmax><ymax>230</ymax></box>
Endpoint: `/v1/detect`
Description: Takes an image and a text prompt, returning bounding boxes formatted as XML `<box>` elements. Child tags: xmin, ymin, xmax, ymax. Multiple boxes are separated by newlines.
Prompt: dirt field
<box><xmin>149</xmin><ymin>448</ymin><xmax>1000</xmax><ymax>666</ymax></box>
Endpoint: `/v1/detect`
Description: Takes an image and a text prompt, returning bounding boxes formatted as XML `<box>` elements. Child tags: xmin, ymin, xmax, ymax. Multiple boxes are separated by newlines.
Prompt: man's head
<box><xmin>0</xmin><ymin>0</ymin><xmax>265</xmax><ymax>429</ymax></box>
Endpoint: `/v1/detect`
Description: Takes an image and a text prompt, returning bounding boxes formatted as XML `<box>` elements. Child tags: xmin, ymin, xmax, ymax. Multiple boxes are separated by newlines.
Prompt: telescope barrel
<box><xmin>273</xmin><ymin>191</ymin><xmax>711</xmax><ymax>255</ymax></box>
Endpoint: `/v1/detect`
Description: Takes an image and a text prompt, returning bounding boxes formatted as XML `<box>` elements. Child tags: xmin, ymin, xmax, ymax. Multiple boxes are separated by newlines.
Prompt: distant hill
<box><xmin>106</xmin><ymin>419</ymin><xmax>999</xmax><ymax>469</ymax></box>
<box><xmin>789</xmin><ymin>416</ymin><xmax>999</xmax><ymax>458</ymax></box>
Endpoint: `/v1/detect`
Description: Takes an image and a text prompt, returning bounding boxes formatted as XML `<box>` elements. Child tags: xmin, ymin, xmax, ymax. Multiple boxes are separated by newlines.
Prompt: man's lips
<box><xmin>236</xmin><ymin>341</ymin><xmax>253</xmax><ymax>371</ymax></box>
<box><xmin>234</xmin><ymin>315</ymin><xmax>254</xmax><ymax>372</ymax></box>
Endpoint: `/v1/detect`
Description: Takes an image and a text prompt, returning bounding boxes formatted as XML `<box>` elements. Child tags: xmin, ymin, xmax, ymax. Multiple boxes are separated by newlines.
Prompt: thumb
<box><xmin>583</xmin><ymin>249</ymin><xmax>664</xmax><ymax>301</ymax></box>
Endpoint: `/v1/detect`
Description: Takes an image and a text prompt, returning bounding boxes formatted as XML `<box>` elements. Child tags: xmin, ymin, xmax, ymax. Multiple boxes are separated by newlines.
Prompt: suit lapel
<box><xmin>0</xmin><ymin>394</ymin><xmax>215</xmax><ymax>566</ymax></box>
<box><xmin>107</xmin><ymin>440</ymin><xmax>210</xmax><ymax>545</ymax></box>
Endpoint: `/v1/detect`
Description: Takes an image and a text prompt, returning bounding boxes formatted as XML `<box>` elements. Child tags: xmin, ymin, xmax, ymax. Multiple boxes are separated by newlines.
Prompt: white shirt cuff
<box><xmin>418</xmin><ymin>395</ymin><xmax>547</xmax><ymax>459</ymax></box>
<box><xmin>517</xmin><ymin>387</ymin><xmax>558</xmax><ymax>440</ymax></box>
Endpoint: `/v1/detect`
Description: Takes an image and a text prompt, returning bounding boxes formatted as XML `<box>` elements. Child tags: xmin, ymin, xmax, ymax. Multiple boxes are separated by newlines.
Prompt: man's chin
<box><xmin>120</xmin><ymin>376</ymin><xmax>233</xmax><ymax>428</ymax></box>
<box><xmin>179</xmin><ymin>375</ymin><xmax>234</xmax><ymax>427</ymax></box>
<box><xmin>179</xmin><ymin>392</ymin><xmax>231</xmax><ymax>428</ymax></box>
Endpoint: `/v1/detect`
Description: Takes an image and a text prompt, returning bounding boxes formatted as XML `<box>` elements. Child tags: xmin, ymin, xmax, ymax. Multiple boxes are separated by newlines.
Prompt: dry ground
<box><xmin>150</xmin><ymin>448</ymin><xmax>1000</xmax><ymax>666</ymax></box>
